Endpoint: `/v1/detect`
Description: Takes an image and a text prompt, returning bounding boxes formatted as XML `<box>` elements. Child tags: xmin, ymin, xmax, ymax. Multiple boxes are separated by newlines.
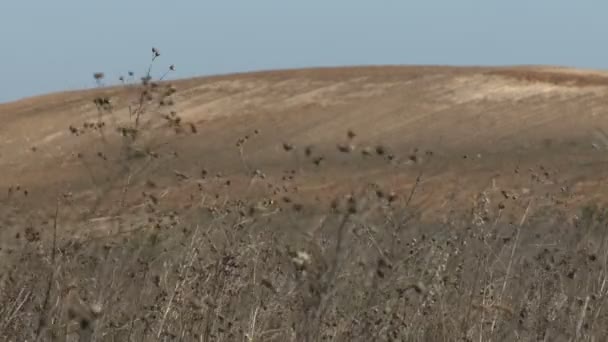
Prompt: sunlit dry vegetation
<box><xmin>2</xmin><ymin>50</ymin><xmax>608</xmax><ymax>342</ymax></box>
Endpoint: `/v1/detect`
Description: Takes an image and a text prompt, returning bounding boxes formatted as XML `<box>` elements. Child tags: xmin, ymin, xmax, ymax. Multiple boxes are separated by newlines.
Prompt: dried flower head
<box><xmin>169</xmin><ymin>64</ymin><xmax>176</xmax><ymax>71</ymax></box>
<box><xmin>291</xmin><ymin>250</ymin><xmax>311</xmax><ymax>271</ymax></box>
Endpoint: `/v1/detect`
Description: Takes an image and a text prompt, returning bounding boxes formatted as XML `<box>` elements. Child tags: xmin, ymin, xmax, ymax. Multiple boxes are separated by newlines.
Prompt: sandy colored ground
<box><xmin>2</xmin><ymin>65</ymin><xmax>608</xmax><ymax>221</ymax></box>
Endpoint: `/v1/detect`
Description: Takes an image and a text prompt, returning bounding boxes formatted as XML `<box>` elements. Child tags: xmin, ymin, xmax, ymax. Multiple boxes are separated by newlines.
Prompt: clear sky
<box><xmin>1</xmin><ymin>1</ymin><xmax>607</xmax><ymax>103</ymax></box>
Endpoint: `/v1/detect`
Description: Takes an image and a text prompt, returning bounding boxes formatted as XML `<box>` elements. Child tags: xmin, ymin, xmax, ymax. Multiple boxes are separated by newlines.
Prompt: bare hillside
<box><xmin>1</xmin><ymin>66</ymin><xmax>608</xmax><ymax>216</ymax></box>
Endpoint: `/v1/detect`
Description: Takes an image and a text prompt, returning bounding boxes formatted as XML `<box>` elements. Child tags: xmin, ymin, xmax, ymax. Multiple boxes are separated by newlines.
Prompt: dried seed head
<box><xmin>304</xmin><ymin>145</ymin><xmax>313</xmax><ymax>157</ymax></box>
<box><xmin>330</xmin><ymin>198</ymin><xmax>340</xmax><ymax>211</ymax></box>
<box><xmin>141</xmin><ymin>75</ymin><xmax>152</xmax><ymax>85</ymax></box>
<box><xmin>347</xmin><ymin>196</ymin><xmax>358</xmax><ymax>214</ymax></box>
<box><xmin>253</xmin><ymin>169</ymin><xmax>265</xmax><ymax>179</ymax></box>
<box><xmin>169</xmin><ymin>64</ymin><xmax>175</xmax><ymax>71</ymax></box>
<box><xmin>291</xmin><ymin>250</ymin><xmax>311</xmax><ymax>270</ymax></box>
<box><xmin>260</xmin><ymin>278</ymin><xmax>276</xmax><ymax>293</ymax></box>
<box><xmin>282</xmin><ymin>142</ymin><xmax>294</xmax><ymax>152</ymax></box>
<box><xmin>89</xmin><ymin>303</ymin><xmax>103</xmax><ymax>316</ymax></box>
<box><xmin>165</xmin><ymin>87</ymin><xmax>177</xmax><ymax>97</ymax></box>
<box><xmin>65</xmin><ymin>284</ymin><xmax>101</xmax><ymax>331</ymax></box>
<box><xmin>337</xmin><ymin>143</ymin><xmax>354</xmax><ymax>153</ymax></box>
<box><xmin>93</xmin><ymin>72</ymin><xmax>104</xmax><ymax>80</ymax></box>
<box><xmin>361</xmin><ymin>146</ymin><xmax>372</xmax><ymax>156</ymax></box>
<box><xmin>160</xmin><ymin>98</ymin><xmax>175</xmax><ymax>106</ymax></box>
<box><xmin>387</xmin><ymin>192</ymin><xmax>398</xmax><ymax>203</ymax></box>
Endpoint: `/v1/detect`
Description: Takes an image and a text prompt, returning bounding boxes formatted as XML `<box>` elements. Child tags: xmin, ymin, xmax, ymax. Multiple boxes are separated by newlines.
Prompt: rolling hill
<box><xmin>1</xmin><ymin>65</ymin><xmax>607</xmax><ymax>218</ymax></box>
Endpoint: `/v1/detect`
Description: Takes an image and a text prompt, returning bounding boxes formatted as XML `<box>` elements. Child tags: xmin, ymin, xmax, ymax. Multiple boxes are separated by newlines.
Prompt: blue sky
<box><xmin>1</xmin><ymin>1</ymin><xmax>607</xmax><ymax>103</ymax></box>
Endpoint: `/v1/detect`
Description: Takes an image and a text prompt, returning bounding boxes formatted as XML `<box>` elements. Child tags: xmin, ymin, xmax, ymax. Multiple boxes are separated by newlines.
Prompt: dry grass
<box><xmin>3</xmin><ymin>180</ymin><xmax>608</xmax><ymax>341</ymax></box>
<box><xmin>487</xmin><ymin>68</ymin><xmax>608</xmax><ymax>87</ymax></box>
<box><xmin>3</xmin><ymin>53</ymin><xmax>608</xmax><ymax>341</ymax></box>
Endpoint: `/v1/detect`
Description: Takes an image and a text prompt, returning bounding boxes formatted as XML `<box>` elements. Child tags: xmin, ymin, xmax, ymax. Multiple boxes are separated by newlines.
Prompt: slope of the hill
<box><xmin>7</xmin><ymin>66</ymin><xmax>608</xmax><ymax>341</ymax></box>
<box><xmin>1</xmin><ymin>65</ymin><xmax>608</xmax><ymax>219</ymax></box>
